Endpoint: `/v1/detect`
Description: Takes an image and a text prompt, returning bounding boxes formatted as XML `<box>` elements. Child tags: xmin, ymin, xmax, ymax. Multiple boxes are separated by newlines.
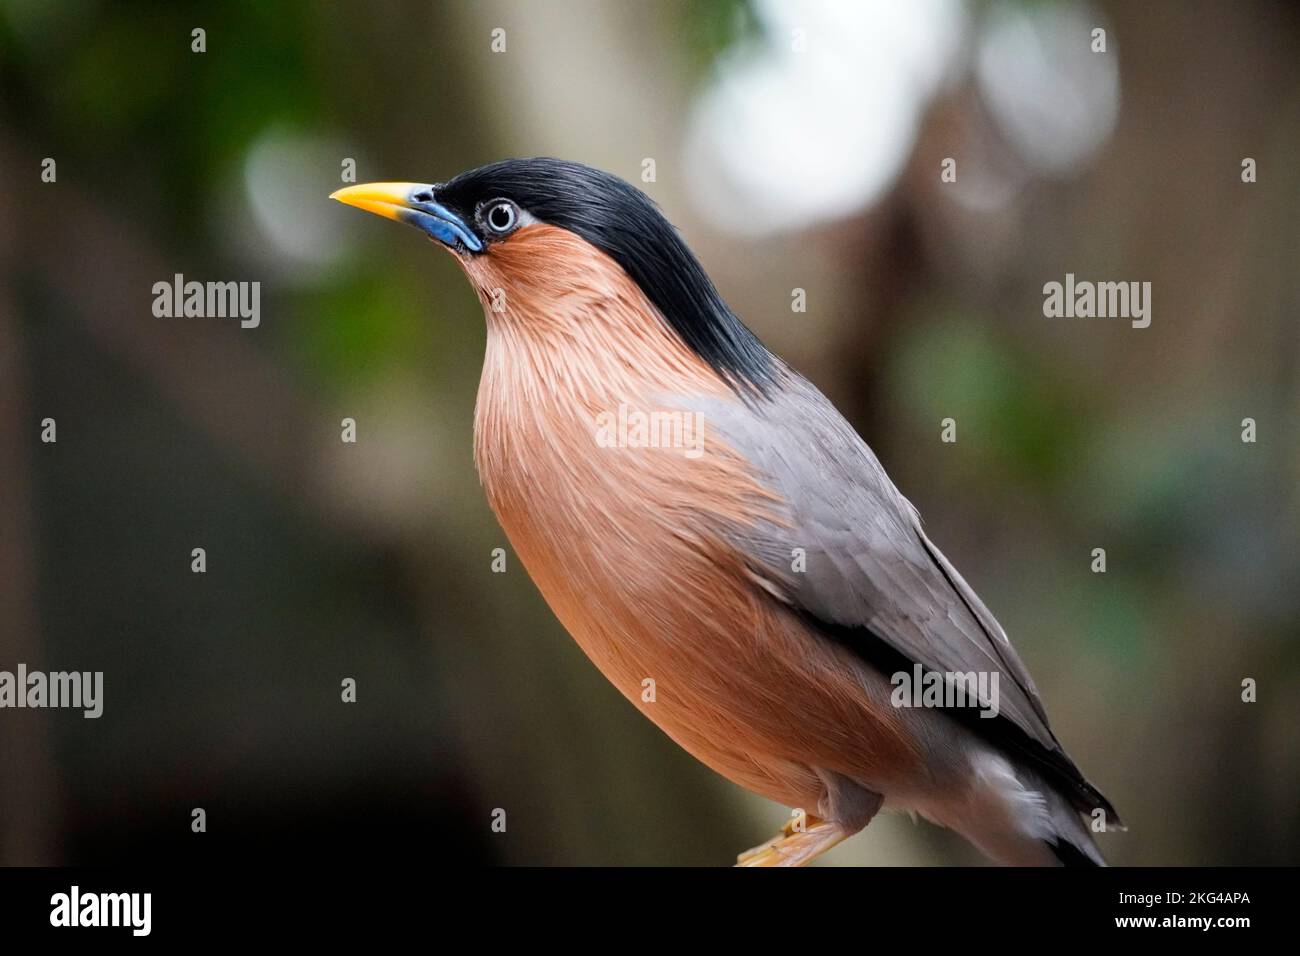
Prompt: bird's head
<box><xmin>331</xmin><ymin>158</ymin><xmax>776</xmax><ymax>392</ymax></box>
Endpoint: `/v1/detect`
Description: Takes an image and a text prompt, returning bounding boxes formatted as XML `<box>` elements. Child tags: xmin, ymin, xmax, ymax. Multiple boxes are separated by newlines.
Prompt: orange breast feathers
<box><xmin>465</xmin><ymin>224</ymin><xmax>777</xmax><ymax>675</ymax></box>
<box><xmin>462</xmin><ymin>225</ymin><xmax>925</xmax><ymax>807</ymax></box>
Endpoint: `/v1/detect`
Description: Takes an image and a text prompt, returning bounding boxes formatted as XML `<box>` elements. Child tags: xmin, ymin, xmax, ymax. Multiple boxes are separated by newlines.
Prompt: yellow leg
<box><xmin>736</xmin><ymin>816</ymin><xmax>850</xmax><ymax>867</ymax></box>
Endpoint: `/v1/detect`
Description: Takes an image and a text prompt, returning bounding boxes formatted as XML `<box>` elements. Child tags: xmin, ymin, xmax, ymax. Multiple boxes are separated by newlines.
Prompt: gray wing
<box><xmin>691</xmin><ymin>373</ymin><xmax>1115</xmax><ymax>819</ymax></box>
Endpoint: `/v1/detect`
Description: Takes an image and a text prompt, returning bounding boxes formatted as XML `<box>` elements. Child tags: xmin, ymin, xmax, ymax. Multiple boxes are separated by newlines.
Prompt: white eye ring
<box><xmin>485</xmin><ymin>201</ymin><xmax>517</xmax><ymax>234</ymax></box>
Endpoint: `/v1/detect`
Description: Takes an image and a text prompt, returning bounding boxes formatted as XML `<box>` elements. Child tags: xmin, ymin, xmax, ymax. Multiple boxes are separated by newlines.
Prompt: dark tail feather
<box><xmin>1040</xmin><ymin>775</ymin><xmax>1109</xmax><ymax>865</ymax></box>
<box><xmin>1048</xmin><ymin>838</ymin><xmax>1104</xmax><ymax>866</ymax></box>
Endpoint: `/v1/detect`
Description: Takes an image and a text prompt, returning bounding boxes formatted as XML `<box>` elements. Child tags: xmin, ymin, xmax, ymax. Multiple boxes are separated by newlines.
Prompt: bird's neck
<box><xmin>462</xmin><ymin>224</ymin><xmax>734</xmax><ymax>490</ymax></box>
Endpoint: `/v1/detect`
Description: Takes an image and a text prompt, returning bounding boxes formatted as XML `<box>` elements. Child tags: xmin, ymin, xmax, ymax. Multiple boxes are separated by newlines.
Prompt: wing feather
<box><xmin>689</xmin><ymin>375</ymin><xmax>1118</xmax><ymax>821</ymax></box>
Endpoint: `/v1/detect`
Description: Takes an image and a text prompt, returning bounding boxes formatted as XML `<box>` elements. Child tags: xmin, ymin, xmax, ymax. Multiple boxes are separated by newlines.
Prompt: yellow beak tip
<box><xmin>328</xmin><ymin>182</ymin><xmax>428</xmax><ymax>222</ymax></box>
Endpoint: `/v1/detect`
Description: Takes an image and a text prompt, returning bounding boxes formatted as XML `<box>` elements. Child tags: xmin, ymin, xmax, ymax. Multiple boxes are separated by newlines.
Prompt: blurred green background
<box><xmin>0</xmin><ymin>0</ymin><xmax>1296</xmax><ymax>866</ymax></box>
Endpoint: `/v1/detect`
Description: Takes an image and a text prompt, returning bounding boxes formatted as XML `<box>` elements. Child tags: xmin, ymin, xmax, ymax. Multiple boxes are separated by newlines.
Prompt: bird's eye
<box><xmin>485</xmin><ymin>201</ymin><xmax>517</xmax><ymax>234</ymax></box>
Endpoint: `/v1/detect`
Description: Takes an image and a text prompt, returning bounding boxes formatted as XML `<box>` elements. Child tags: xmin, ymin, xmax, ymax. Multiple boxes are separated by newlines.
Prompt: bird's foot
<box><xmin>735</xmin><ymin>816</ymin><xmax>849</xmax><ymax>867</ymax></box>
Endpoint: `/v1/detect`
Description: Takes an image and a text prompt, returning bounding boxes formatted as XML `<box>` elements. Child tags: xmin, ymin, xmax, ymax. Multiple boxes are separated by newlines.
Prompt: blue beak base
<box><xmin>401</xmin><ymin>197</ymin><xmax>484</xmax><ymax>253</ymax></box>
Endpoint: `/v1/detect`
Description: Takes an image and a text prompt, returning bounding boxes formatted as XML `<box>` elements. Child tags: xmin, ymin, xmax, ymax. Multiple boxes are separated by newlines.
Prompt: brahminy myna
<box><xmin>331</xmin><ymin>158</ymin><xmax>1120</xmax><ymax>866</ymax></box>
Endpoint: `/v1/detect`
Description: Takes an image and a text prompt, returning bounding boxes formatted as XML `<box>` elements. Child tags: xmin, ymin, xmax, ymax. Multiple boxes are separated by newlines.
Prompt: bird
<box><xmin>331</xmin><ymin>158</ymin><xmax>1121</xmax><ymax>866</ymax></box>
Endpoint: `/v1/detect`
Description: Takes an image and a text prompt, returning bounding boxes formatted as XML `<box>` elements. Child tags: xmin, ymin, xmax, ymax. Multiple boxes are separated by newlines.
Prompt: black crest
<box><xmin>436</xmin><ymin>158</ymin><xmax>778</xmax><ymax>393</ymax></box>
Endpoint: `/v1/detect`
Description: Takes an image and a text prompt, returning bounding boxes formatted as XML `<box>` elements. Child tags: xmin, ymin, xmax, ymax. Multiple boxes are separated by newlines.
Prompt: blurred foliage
<box><xmin>682</xmin><ymin>0</ymin><xmax>760</xmax><ymax>79</ymax></box>
<box><xmin>889</xmin><ymin>315</ymin><xmax>1087</xmax><ymax>487</ymax></box>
